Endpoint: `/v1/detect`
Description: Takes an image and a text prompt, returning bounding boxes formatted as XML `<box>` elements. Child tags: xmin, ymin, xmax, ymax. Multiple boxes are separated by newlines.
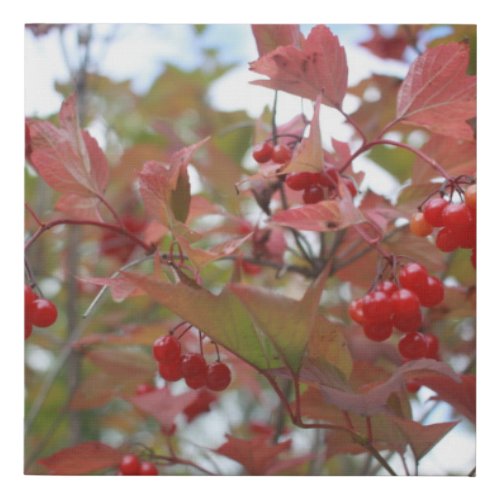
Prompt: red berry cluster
<box><xmin>348</xmin><ymin>262</ymin><xmax>443</xmax><ymax>361</ymax></box>
<box><xmin>119</xmin><ymin>454</ymin><xmax>158</xmax><ymax>476</ymax></box>
<box><xmin>25</xmin><ymin>285</ymin><xmax>58</xmax><ymax>339</ymax></box>
<box><xmin>285</xmin><ymin>168</ymin><xmax>357</xmax><ymax>205</ymax></box>
<box><xmin>252</xmin><ymin>142</ymin><xmax>292</xmax><ymax>165</ymax></box>
<box><xmin>153</xmin><ymin>333</ymin><xmax>231</xmax><ymax>391</ymax></box>
<box><xmin>410</xmin><ymin>184</ymin><xmax>476</xmax><ymax>268</ymax></box>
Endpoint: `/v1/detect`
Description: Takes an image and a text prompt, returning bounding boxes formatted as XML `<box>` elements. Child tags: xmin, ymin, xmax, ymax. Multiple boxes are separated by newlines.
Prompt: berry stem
<box><xmin>25</xmin><ymin>202</ymin><xmax>44</xmax><ymax>227</ymax></box>
<box><xmin>338</xmin><ymin>108</ymin><xmax>367</xmax><ymax>145</ymax></box>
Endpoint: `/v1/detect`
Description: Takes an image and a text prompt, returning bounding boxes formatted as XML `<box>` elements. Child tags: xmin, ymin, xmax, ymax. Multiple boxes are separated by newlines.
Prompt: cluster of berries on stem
<box><xmin>152</xmin><ymin>325</ymin><xmax>231</xmax><ymax>391</ymax></box>
<box><xmin>25</xmin><ymin>284</ymin><xmax>58</xmax><ymax>339</ymax></box>
<box><xmin>118</xmin><ymin>454</ymin><xmax>158</xmax><ymax>476</ymax></box>
<box><xmin>349</xmin><ymin>260</ymin><xmax>443</xmax><ymax>361</ymax></box>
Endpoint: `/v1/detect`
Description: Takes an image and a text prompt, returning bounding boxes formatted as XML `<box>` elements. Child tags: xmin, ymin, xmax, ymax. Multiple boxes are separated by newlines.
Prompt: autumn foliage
<box><xmin>24</xmin><ymin>23</ymin><xmax>476</xmax><ymax>476</ymax></box>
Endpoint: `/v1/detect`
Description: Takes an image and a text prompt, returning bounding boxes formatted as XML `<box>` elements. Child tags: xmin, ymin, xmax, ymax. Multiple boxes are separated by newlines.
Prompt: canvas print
<box><xmin>24</xmin><ymin>23</ymin><xmax>476</xmax><ymax>476</ymax></box>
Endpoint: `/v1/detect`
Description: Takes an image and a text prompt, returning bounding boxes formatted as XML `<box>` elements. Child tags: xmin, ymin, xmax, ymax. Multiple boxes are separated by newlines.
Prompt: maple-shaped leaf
<box><xmin>214</xmin><ymin>434</ymin><xmax>292</xmax><ymax>475</ymax></box>
<box><xmin>27</xmin><ymin>95</ymin><xmax>110</xmax><ymax>220</ymax></box>
<box><xmin>251</xmin><ymin>24</ymin><xmax>304</xmax><ymax>56</ymax></box>
<box><xmin>38</xmin><ymin>441</ymin><xmax>122</xmax><ymax>475</ymax></box>
<box><xmin>272</xmin><ymin>185</ymin><xmax>364</xmax><ymax>232</ymax></box>
<box><xmin>396</xmin><ymin>43</ymin><xmax>476</xmax><ymax>140</ymax></box>
<box><xmin>250</xmin><ymin>25</ymin><xmax>348</xmax><ymax>109</ymax></box>
<box><xmin>138</xmin><ymin>138</ymin><xmax>209</xmax><ymax>227</ymax></box>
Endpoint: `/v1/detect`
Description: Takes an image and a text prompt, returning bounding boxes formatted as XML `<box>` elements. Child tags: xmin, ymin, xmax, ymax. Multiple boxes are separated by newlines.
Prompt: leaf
<box><xmin>229</xmin><ymin>260</ymin><xmax>332</xmax><ymax>373</ymax></box>
<box><xmin>122</xmin><ymin>273</ymin><xmax>282</xmax><ymax>371</ymax></box>
<box><xmin>214</xmin><ymin>434</ymin><xmax>292</xmax><ymax>475</ymax></box>
<box><xmin>280</xmin><ymin>96</ymin><xmax>323</xmax><ymax>174</ymax></box>
<box><xmin>27</xmin><ymin>95</ymin><xmax>110</xmax><ymax>219</ymax></box>
<box><xmin>360</xmin><ymin>25</ymin><xmax>408</xmax><ymax>61</ymax></box>
<box><xmin>86</xmin><ymin>347</ymin><xmax>155</xmax><ymax>380</ymax></box>
<box><xmin>251</xmin><ymin>24</ymin><xmax>304</xmax><ymax>56</ymax></box>
<box><xmin>250</xmin><ymin>25</ymin><xmax>348</xmax><ymax>108</ymax></box>
<box><xmin>396</xmin><ymin>43</ymin><xmax>476</xmax><ymax>140</ymax></box>
<box><xmin>272</xmin><ymin>189</ymin><xmax>364</xmax><ymax>232</ymax></box>
<box><xmin>38</xmin><ymin>441</ymin><xmax>122</xmax><ymax>475</ymax></box>
<box><xmin>78</xmin><ymin>275</ymin><xmax>142</xmax><ymax>301</ymax></box>
<box><xmin>183</xmin><ymin>389</ymin><xmax>218</xmax><ymax>422</ymax></box>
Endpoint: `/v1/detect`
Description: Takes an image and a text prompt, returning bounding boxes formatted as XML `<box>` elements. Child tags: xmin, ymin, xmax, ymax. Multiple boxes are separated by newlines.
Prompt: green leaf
<box><xmin>123</xmin><ymin>273</ymin><xmax>282</xmax><ymax>371</ymax></box>
<box><xmin>368</xmin><ymin>144</ymin><xmax>414</xmax><ymax>183</ymax></box>
<box><xmin>171</xmin><ymin>166</ymin><xmax>191</xmax><ymax>223</ymax></box>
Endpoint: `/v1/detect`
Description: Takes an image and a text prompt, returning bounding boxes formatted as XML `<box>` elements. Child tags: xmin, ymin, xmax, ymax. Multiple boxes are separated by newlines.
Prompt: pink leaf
<box><xmin>250</xmin><ymin>25</ymin><xmax>348</xmax><ymax>108</ymax></box>
<box><xmin>38</xmin><ymin>441</ymin><xmax>122</xmax><ymax>475</ymax></box>
<box><xmin>251</xmin><ymin>24</ymin><xmax>304</xmax><ymax>56</ymax></box>
<box><xmin>79</xmin><ymin>275</ymin><xmax>142</xmax><ymax>301</ymax></box>
<box><xmin>397</xmin><ymin>43</ymin><xmax>476</xmax><ymax>140</ymax></box>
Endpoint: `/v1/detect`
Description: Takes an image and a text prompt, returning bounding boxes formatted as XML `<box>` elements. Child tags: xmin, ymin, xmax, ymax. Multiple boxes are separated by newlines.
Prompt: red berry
<box><xmin>458</xmin><ymin>221</ymin><xmax>476</xmax><ymax>249</ymax></box>
<box><xmin>398</xmin><ymin>332</ymin><xmax>427</xmax><ymax>360</ymax></box>
<box><xmin>252</xmin><ymin>142</ymin><xmax>274</xmax><ymax>163</ymax></box>
<box><xmin>435</xmin><ymin>227</ymin><xmax>461</xmax><ymax>252</ymax></box>
<box><xmin>399</xmin><ymin>263</ymin><xmax>429</xmax><ymax>297</ymax></box>
<box><xmin>185</xmin><ymin>373</ymin><xmax>207</xmax><ymax>390</ymax></box>
<box><xmin>391</xmin><ymin>289</ymin><xmax>421</xmax><ymax>317</ymax></box>
<box><xmin>25</xmin><ymin>285</ymin><xmax>38</xmax><ymax>306</ymax></box>
<box><xmin>409</xmin><ymin>212</ymin><xmax>433</xmax><ymax>237</ymax></box>
<box><xmin>206</xmin><ymin>362</ymin><xmax>232</xmax><ymax>391</ymax></box>
<box><xmin>318</xmin><ymin>168</ymin><xmax>338</xmax><ymax>187</ymax></box>
<box><xmin>302</xmin><ymin>185</ymin><xmax>324</xmax><ymax>204</ymax></box>
<box><xmin>424</xmin><ymin>333</ymin><xmax>440</xmax><ymax>360</ymax></box>
<box><xmin>119</xmin><ymin>454</ymin><xmax>141</xmax><ymax>475</ymax></box>
<box><xmin>363</xmin><ymin>321</ymin><xmax>393</xmax><ymax>342</ymax></box>
<box><xmin>30</xmin><ymin>298</ymin><xmax>58</xmax><ymax>327</ymax></box>
<box><xmin>375</xmin><ymin>280</ymin><xmax>398</xmax><ymax>296</ymax></box>
<box><xmin>419</xmin><ymin>276</ymin><xmax>444</xmax><ymax>307</ymax></box>
<box><xmin>181</xmin><ymin>353</ymin><xmax>208</xmax><ymax>378</ymax></box>
<box><xmin>406</xmin><ymin>380</ymin><xmax>421</xmax><ymax>393</ymax></box>
<box><xmin>423</xmin><ymin>198</ymin><xmax>449</xmax><ymax>227</ymax></box>
<box><xmin>241</xmin><ymin>260</ymin><xmax>262</xmax><ymax>275</ymax></box>
<box><xmin>285</xmin><ymin>172</ymin><xmax>315</xmax><ymax>191</ymax></box>
<box><xmin>362</xmin><ymin>291</ymin><xmax>393</xmax><ymax>323</ymax></box>
<box><xmin>158</xmin><ymin>357</ymin><xmax>183</xmax><ymax>382</ymax></box>
<box><xmin>465</xmin><ymin>184</ymin><xmax>476</xmax><ymax>211</ymax></box>
<box><xmin>153</xmin><ymin>335</ymin><xmax>182</xmax><ymax>364</ymax></box>
<box><xmin>348</xmin><ymin>298</ymin><xmax>367</xmax><ymax>325</ymax></box>
<box><xmin>139</xmin><ymin>461</ymin><xmax>158</xmax><ymax>475</ymax></box>
<box><xmin>392</xmin><ymin>310</ymin><xmax>422</xmax><ymax>332</ymax></box>
<box><xmin>272</xmin><ymin>144</ymin><xmax>292</xmax><ymax>164</ymax></box>
<box><xmin>135</xmin><ymin>383</ymin><xmax>155</xmax><ymax>395</ymax></box>
<box><xmin>442</xmin><ymin>202</ymin><xmax>473</xmax><ymax>233</ymax></box>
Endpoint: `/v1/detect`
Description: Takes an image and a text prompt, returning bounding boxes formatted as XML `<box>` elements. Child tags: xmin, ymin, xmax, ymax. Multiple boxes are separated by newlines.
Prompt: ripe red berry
<box><xmin>206</xmin><ymin>362</ymin><xmax>232</xmax><ymax>391</ymax></box>
<box><xmin>391</xmin><ymin>289</ymin><xmax>421</xmax><ymax>317</ymax></box>
<box><xmin>423</xmin><ymin>198</ymin><xmax>448</xmax><ymax>227</ymax></box>
<box><xmin>272</xmin><ymin>144</ymin><xmax>292</xmax><ymax>164</ymax></box>
<box><xmin>252</xmin><ymin>142</ymin><xmax>274</xmax><ymax>163</ymax></box>
<box><xmin>181</xmin><ymin>353</ymin><xmax>208</xmax><ymax>378</ymax></box>
<box><xmin>435</xmin><ymin>227</ymin><xmax>461</xmax><ymax>252</ymax></box>
<box><xmin>399</xmin><ymin>263</ymin><xmax>429</xmax><ymax>297</ymax></box>
<box><xmin>424</xmin><ymin>333</ymin><xmax>440</xmax><ymax>360</ymax></box>
<box><xmin>30</xmin><ymin>298</ymin><xmax>58</xmax><ymax>327</ymax></box>
<box><xmin>139</xmin><ymin>461</ymin><xmax>159</xmax><ymax>475</ymax></box>
<box><xmin>153</xmin><ymin>335</ymin><xmax>182</xmax><ymax>364</ymax></box>
<box><xmin>375</xmin><ymin>280</ymin><xmax>398</xmax><ymax>296</ymax></box>
<box><xmin>158</xmin><ymin>357</ymin><xmax>183</xmax><ymax>382</ymax></box>
<box><xmin>318</xmin><ymin>168</ymin><xmax>338</xmax><ymax>187</ymax></box>
<box><xmin>363</xmin><ymin>321</ymin><xmax>393</xmax><ymax>342</ymax></box>
<box><xmin>406</xmin><ymin>380</ymin><xmax>421</xmax><ymax>393</ymax></box>
<box><xmin>119</xmin><ymin>454</ymin><xmax>141</xmax><ymax>475</ymax></box>
<box><xmin>409</xmin><ymin>212</ymin><xmax>433</xmax><ymax>237</ymax></box>
<box><xmin>185</xmin><ymin>373</ymin><xmax>208</xmax><ymax>390</ymax></box>
<box><xmin>285</xmin><ymin>172</ymin><xmax>315</xmax><ymax>191</ymax></box>
<box><xmin>348</xmin><ymin>298</ymin><xmax>367</xmax><ymax>325</ymax></box>
<box><xmin>465</xmin><ymin>184</ymin><xmax>476</xmax><ymax>211</ymax></box>
<box><xmin>362</xmin><ymin>291</ymin><xmax>393</xmax><ymax>323</ymax></box>
<box><xmin>25</xmin><ymin>285</ymin><xmax>38</xmax><ymax>306</ymax></box>
<box><xmin>398</xmin><ymin>332</ymin><xmax>427</xmax><ymax>360</ymax></box>
<box><xmin>419</xmin><ymin>276</ymin><xmax>444</xmax><ymax>307</ymax></box>
<box><xmin>392</xmin><ymin>310</ymin><xmax>422</xmax><ymax>332</ymax></box>
<box><xmin>302</xmin><ymin>185</ymin><xmax>324</xmax><ymax>204</ymax></box>
<box><xmin>442</xmin><ymin>202</ymin><xmax>473</xmax><ymax>233</ymax></box>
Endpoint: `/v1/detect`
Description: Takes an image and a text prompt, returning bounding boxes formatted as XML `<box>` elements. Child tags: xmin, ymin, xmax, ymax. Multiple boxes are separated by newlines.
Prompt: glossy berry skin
<box><xmin>362</xmin><ymin>291</ymin><xmax>393</xmax><ymax>323</ymax></box>
<box><xmin>410</xmin><ymin>212</ymin><xmax>433</xmax><ymax>237</ymax></box>
<box><xmin>375</xmin><ymin>280</ymin><xmax>398</xmax><ymax>296</ymax></box>
<box><xmin>398</xmin><ymin>332</ymin><xmax>427</xmax><ymax>360</ymax></box>
<box><xmin>184</xmin><ymin>373</ymin><xmax>207</xmax><ymax>390</ymax></box>
<box><xmin>465</xmin><ymin>185</ymin><xmax>476</xmax><ymax>211</ymax></box>
<box><xmin>406</xmin><ymin>380</ymin><xmax>421</xmax><ymax>393</ymax></box>
<box><xmin>119</xmin><ymin>454</ymin><xmax>141</xmax><ymax>475</ymax></box>
<box><xmin>153</xmin><ymin>335</ymin><xmax>181</xmax><ymax>364</ymax></box>
<box><xmin>158</xmin><ymin>358</ymin><xmax>183</xmax><ymax>382</ymax></box>
<box><xmin>399</xmin><ymin>263</ymin><xmax>429</xmax><ymax>297</ymax></box>
<box><xmin>285</xmin><ymin>172</ymin><xmax>315</xmax><ymax>191</ymax></box>
<box><xmin>139</xmin><ymin>461</ymin><xmax>159</xmax><ymax>475</ymax></box>
<box><xmin>318</xmin><ymin>168</ymin><xmax>337</xmax><ymax>187</ymax></box>
<box><xmin>181</xmin><ymin>353</ymin><xmax>208</xmax><ymax>378</ymax></box>
<box><xmin>390</xmin><ymin>289</ymin><xmax>420</xmax><ymax>317</ymax></box>
<box><xmin>363</xmin><ymin>321</ymin><xmax>393</xmax><ymax>342</ymax></box>
<box><xmin>302</xmin><ymin>185</ymin><xmax>324</xmax><ymax>204</ymax></box>
<box><xmin>206</xmin><ymin>362</ymin><xmax>231</xmax><ymax>391</ymax></box>
<box><xmin>442</xmin><ymin>202</ymin><xmax>473</xmax><ymax>233</ymax></box>
<box><xmin>348</xmin><ymin>298</ymin><xmax>367</xmax><ymax>325</ymax></box>
<box><xmin>252</xmin><ymin>142</ymin><xmax>274</xmax><ymax>163</ymax></box>
<box><xmin>25</xmin><ymin>285</ymin><xmax>38</xmax><ymax>305</ymax></box>
<box><xmin>271</xmin><ymin>144</ymin><xmax>292</xmax><ymax>164</ymax></box>
<box><xmin>423</xmin><ymin>198</ymin><xmax>448</xmax><ymax>227</ymax></box>
<box><xmin>424</xmin><ymin>333</ymin><xmax>440</xmax><ymax>360</ymax></box>
<box><xmin>435</xmin><ymin>227</ymin><xmax>461</xmax><ymax>252</ymax></box>
<box><xmin>30</xmin><ymin>298</ymin><xmax>58</xmax><ymax>327</ymax></box>
<box><xmin>419</xmin><ymin>276</ymin><xmax>444</xmax><ymax>307</ymax></box>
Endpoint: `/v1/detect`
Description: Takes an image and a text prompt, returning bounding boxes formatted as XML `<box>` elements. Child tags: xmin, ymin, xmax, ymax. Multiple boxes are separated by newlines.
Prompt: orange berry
<box><xmin>409</xmin><ymin>212</ymin><xmax>433</xmax><ymax>237</ymax></box>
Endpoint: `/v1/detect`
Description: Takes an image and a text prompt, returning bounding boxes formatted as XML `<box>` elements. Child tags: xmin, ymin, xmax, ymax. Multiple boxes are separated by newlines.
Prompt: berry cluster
<box><xmin>348</xmin><ymin>262</ymin><xmax>443</xmax><ymax>361</ymax></box>
<box><xmin>119</xmin><ymin>454</ymin><xmax>158</xmax><ymax>476</ymax></box>
<box><xmin>153</xmin><ymin>333</ymin><xmax>231</xmax><ymax>391</ymax></box>
<box><xmin>25</xmin><ymin>285</ymin><xmax>58</xmax><ymax>339</ymax></box>
<box><xmin>410</xmin><ymin>184</ymin><xmax>476</xmax><ymax>268</ymax></box>
<box><xmin>285</xmin><ymin>168</ymin><xmax>357</xmax><ymax>204</ymax></box>
<box><xmin>252</xmin><ymin>141</ymin><xmax>292</xmax><ymax>165</ymax></box>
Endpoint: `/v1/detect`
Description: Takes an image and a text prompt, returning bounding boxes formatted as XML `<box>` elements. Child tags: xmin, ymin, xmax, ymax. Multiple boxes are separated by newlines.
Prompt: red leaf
<box><xmin>38</xmin><ymin>441</ymin><xmax>122</xmax><ymax>475</ymax></box>
<box><xmin>214</xmin><ymin>434</ymin><xmax>292</xmax><ymax>475</ymax></box>
<box><xmin>28</xmin><ymin>95</ymin><xmax>109</xmax><ymax>210</ymax></box>
<box><xmin>361</xmin><ymin>26</ymin><xmax>407</xmax><ymax>61</ymax></box>
<box><xmin>250</xmin><ymin>25</ymin><xmax>348</xmax><ymax>108</ymax></box>
<box><xmin>183</xmin><ymin>389</ymin><xmax>217</xmax><ymax>422</ymax></box>
<box><xmin>397</xmin><ymin>43</ymin><xmax>476</xmax><ymax>140</ymax></box>
<box><xmin>251</xmin><ymin>24</ymin><xmax>304</xmax><ymax>56</ymax></box>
